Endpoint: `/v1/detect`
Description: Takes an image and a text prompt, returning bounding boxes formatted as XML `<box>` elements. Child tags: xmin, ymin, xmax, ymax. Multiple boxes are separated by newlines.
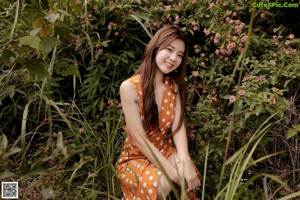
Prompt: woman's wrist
<box><xmin>178</xmin><ymin>154</ymin><xmax>191</xmax><ymax>163</ymax></box>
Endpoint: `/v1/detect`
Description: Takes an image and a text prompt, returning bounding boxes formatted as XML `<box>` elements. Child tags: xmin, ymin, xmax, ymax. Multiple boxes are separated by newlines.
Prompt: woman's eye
<box><xmin>178</xmin><ymin>54</ymin><xmax>183</xmax><ymax>58</ymax></box>
<box><xmin>166</xmin><ymin>48</ymin><xmax>172</xmax><ymax>52</ymax></box>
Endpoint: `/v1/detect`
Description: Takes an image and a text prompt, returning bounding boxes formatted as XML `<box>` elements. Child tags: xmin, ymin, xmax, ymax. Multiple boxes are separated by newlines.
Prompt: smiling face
<box><xmin>155</xmin><ymin>38</ymin><xmax>185</xmax><ymax>75</ymax></box>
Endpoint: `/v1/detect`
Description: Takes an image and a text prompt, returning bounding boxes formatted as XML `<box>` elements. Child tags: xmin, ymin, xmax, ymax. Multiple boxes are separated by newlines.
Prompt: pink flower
<box><xmin>152</xmin><ymin>21</ymin><xmax>158</xmax><ymax>27</ymax></box>
<box><xmin>189</xmin><ymin>130</ymin><xmax>196</xmax><ymax>140</ymax></box>
<box><xmin>108</xmin><ymin>99</ymin><xmax>114</xmax><ymax>106</ymax></box>
<box><xmin>114</xmin><ymin>32</ymin><xmax>119</xmax><ymax>36</ymax></box>
<box><xmin>285</xmin><ymin>40</ymin><xmax>290</xmax><ymax>45</ymax></box>
<box><xmin>289</xmin><ymin>34</ymin><xmax>295</xmax><ymax>39</ymax></box>
<box><xmin>107</xmin><ymin>22</ymin><xmax>114</xmax><ymax>30</ymax></box>
<box><xmin>215</xmin><ymin>33</ymin><xmax>221</xmax><ymax>39</ymax></box>
<box><xmin>232</xmin><ymin>36</ymin><xmax>238</xmax><ymax>41</ymax></box>
<box><xmin>226</xmin><ymin>50</ymin><xmax>232</xmax><ymax>55</ymax></box>
<box><xmin>241</xmin><ymin>35</ymin><xmax>248</xmax><ymax>43</ymax></box>
<box><xmin>165</xmin><ymin>5</ymin><xmax>171</xmax><ymax>11</ymax></box>
<box><xmin>232</xmin><ymin>12</ymin><xmax>237</xmax><ymax>16</ymax></box>
<box><xmin>203</xmin><ymin>28</ymin><xmax>210</xmax><ymax>35</ymax></box>
<box><xmin>79</xmin><ymin>128</ymin><xmax>84</xmax><ymax>133</ymax></box>
<box><xmin>192</xmin><ymin>0</ymin><xmax>196</xmax><ymax>4</ymax></box>
<box><xmin>195</xmin><ymin>48</ymin><xmax>200</xmax><ymax>53</ymax></box>
<box><xmin>200</xmin><ymin>140</ymin><xmax>206</xmax><ymax>147</ymax></box>
<box><xmin>215</xmin><ymin>49</ymin><xmax>220</xmax><ymax>55</ymax></box>
<box><xmin>226</xmin><ymin>10</ymin><xmax>232</xmax><ymax>16</ymax></box>
<box><xmin>75</xmin><ymin>39</ymin><xmax>81</xmax><ymax>45</ymax></box>
<box><xmin>260</xmin><ymin>13</ymin><xmax>265</xmax><ymax>18</ymax></box>
<box><xmin>93</xmin><ymin>5</ymin><xmax>98</xmax><ymax>10</ymax></box>
<box><xmin>98</xmin><ymin>49</ymin><xmax>103</xmax><ymax>54</ymax></box>
<box><xmin>271</xmin><ymin>87</ymin><xmax>279</xmax><ymax>92</ymax></box>
<box><xmin>246</xmin><ymin>132</ymin><xmax>252</xmax><ymax>139</ymax></box>
<box><xmin>200</xmin><ymin>53</ymin><xmax>205</xmax><ymax>57</ymax></box>
<box><xmin>229</xmin><ymin>95</ymin><xmax>236</xmax><ymax>104</ymax></box>
<box><xmin>209</xmin><ymin>2</ymin><xmax>215</xmax><ymax>8</ymax></box>
<box><xmin>81</xmin><ymin>23</ymin><xmax>86</xmax><ymax>28</ymax></box>
<box><xmin>268</xmin><ymin>98</ymin><xmax>276</xmax><ymax>105</ymax></box>
<box><xmin>191</xmin><ymin>21</ymin><xmax>197</xmax><ymax>26</ymax></box>
<box><xmin>238</xmin><ymin>90</ymin><xmax>245</xmax><ymax>96</ymax></box>
<box><xmin>223</xmin><ymin>2</ymin><xmax>228</xmax><ymax>6</ymax></box>
<box><xmin>193</xmin><ymin>26</ymin><xmax>198</xmax><ymax>31</ymax></box>
<box><xmin>201</xmin><ymin>62</ymin><xmax>205</xmax><ymax>66</ymax></box>
<box><xmin>192</xmin><ymin>71</ymin><xmax>199</xmax><ymax>77</ymax></box>
<box><xmin>221</xmin><ymin>49</ymin><xmax>227</xmax><ymax>55</ymax></box>
<box><xmin>291</xmin><ymin>49</ymin><xmax>297</xmax><ymax>54</ymax></box>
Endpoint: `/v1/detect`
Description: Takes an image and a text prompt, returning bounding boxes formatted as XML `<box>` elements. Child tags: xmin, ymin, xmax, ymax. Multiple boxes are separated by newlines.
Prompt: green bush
<box><xmin>0</xmin><ymin>0</ymin><xmax>299</xmax><ymax>199</ymax></box>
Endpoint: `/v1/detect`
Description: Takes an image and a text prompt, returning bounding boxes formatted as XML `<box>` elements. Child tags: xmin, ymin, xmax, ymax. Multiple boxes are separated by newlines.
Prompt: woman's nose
<box><xmin>170</xmin><ymin>53</ymin><xmax>176</xmax><ymax>61</ymax></box>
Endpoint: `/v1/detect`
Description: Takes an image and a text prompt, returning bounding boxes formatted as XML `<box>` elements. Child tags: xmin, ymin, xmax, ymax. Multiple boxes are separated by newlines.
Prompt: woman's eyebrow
<box><xmin>168</xmin><ymin>45</ymin><xmax>184</xmax><ymax>54</ymax></box>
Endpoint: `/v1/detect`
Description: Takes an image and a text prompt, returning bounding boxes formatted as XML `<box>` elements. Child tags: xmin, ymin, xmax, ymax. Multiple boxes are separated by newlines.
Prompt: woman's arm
<box><xmin>120</xmin><ymin>80</ymin><xmax>179</xmax><ymax>183</ymax></box>
<box><xmin>172</xmin><ymin>92</ymin><xmax>201</xmax><ymax>191</ymax></box>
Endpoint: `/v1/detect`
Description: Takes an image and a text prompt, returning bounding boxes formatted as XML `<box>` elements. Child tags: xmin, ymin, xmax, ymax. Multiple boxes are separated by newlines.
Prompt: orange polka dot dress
<box><xmin>116</xmin><ymin>74</ymin><xmax>178</xmax><ymax>200</ymax></box>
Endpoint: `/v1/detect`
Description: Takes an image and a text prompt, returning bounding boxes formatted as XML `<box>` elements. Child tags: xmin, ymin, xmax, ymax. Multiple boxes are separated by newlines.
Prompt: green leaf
<box><xmin>57</xmin><ymin>132</ymin><xmax>69</xmax><ymax>159</ymax></box>
<box><xmin>40</xmin><ymin>37</ymin><xmax>59</xmax><ymax>56</ymax></box>
<box><xmin>29</xmin><ymin>27</ymin><xmax>42</xmax><ymax>36</ymax></box>
<box><xmin>55</xmin><ymin>58</ymin><xmax>80</xmax><ymax>77</ymax></box>
<box><xmin>1</xmin><ymin>50</ymin><xmax>16</xmax><ymax>66</ymax></box>
<box><xmin>19</xmin><ymin>36</ymin><xmax>41</xmax><ymax>51</ymax></box>
<box><xmin>54</xmin><ymin>21</ymin><xmax>72</xmax><ymax>39</ymax></box>
<box><xmin>0</xmin><ymin>134</ymin><xmax>8</xmax><ymax>150</ymax></box>
<box><xmin>287</xmin><ymin>128</ymin><xmax>298</xmax><ymax>139</ymax></box>
<box><xmin>42</xmin><ymin>187</ymin><xmax>55</xmax><ymax>200</ymax></box>
<box><xmin>3</xmin><ymin>147</ymin><xmax>21</xmax><ymax>158</ymax></box>
<box><xmin>0</xmin><ymin>172</ymin><xmax>16</xmax><ymax>180</ymax></box>
<box><xmin>255</xmin><ymin>105</ymin><xmax>263</xmax><ymax>116</ymax></box>
<box><xmin>21</xmin><ymin>168</ymin><xmax>50</xmax><ymax>178</ymax></box>
<box><xmin>25</xmin><ymin>59</ymin><xmax>50</xmax><ymax>77</ymax></box>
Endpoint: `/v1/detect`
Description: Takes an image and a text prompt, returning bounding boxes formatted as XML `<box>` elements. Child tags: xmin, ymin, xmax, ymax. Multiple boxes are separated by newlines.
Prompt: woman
<box><xmin>116</xmin><ymin>25</ymin><xmax>201</xmax><ymax>200</ymax></box>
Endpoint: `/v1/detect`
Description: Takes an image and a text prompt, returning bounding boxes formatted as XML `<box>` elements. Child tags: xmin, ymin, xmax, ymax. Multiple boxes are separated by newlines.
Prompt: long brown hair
<box><xmin>135</xmin><ymin>25</ymin><xmax>188</xmax><ymax>135</ymax></box>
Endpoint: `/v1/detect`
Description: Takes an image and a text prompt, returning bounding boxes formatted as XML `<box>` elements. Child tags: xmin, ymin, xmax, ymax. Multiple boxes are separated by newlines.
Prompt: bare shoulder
<box><xmin>120</xmin><ymin>80</ymin><xmax>137</xmax><ymax>101</ymax></box>
<box><xmin>120</xmin><ymin>80</ymin><xmax>135</xmax><ymax>92</ymax></box>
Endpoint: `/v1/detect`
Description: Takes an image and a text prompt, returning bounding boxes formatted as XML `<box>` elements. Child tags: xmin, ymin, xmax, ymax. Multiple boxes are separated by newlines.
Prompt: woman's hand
<box><xmin>183</xmin><ymin>158</ymin><xmax>201</xmax><ymax>192</ymax></box>
<box><xmin>168</xmin><ymin>156</ymin><xmax>201</xmax><ymax>192</ymax></box>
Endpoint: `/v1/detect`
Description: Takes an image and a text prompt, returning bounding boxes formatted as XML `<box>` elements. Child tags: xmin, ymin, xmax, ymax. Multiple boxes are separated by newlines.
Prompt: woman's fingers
<box><xmin>185</xmin><ymin>173</ymin><xmax>201</xmax><ymax>192</ymax></box>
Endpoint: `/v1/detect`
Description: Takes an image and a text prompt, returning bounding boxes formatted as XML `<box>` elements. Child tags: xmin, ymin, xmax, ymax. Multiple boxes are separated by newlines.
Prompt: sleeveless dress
<box><xmin>116</xmin><ymin>74</ymin><xmax>178</xmax><ymax>200</ymax></box>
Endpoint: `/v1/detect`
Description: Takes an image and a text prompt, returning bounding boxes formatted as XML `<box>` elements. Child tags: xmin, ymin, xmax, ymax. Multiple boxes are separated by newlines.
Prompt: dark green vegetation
<box><xmin>0</xmin><ymin>0</ymin><xmax>299</xmax><ymax>199</ymax></box>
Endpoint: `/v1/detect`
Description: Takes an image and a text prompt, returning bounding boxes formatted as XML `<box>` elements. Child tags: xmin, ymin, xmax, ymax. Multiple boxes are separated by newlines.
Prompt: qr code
<box><xmin>1</xmin><ymin>182</ymin><xmax>18</xmax><ymax>199</ymax></box>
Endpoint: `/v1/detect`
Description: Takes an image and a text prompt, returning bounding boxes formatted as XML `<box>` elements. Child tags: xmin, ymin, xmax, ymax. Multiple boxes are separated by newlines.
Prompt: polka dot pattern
<box><xmin>116</xmin><ymin>75</ymin><xmax>177</xmax><ymax>200</ymax></box>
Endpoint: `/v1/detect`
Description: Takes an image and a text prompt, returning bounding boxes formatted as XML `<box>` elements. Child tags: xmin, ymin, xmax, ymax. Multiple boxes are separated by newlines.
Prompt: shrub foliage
<box><xmin>0</xmin><ymin>0</ymin><xmax>299</xmax><ymax>199</ymax></box>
